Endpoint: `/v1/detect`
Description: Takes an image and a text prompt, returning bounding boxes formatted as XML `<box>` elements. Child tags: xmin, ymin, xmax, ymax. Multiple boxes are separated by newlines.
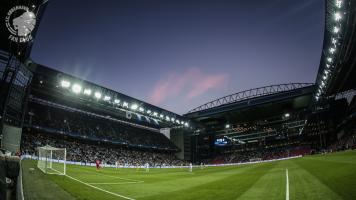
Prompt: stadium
<box><xmin>0</xmin><ymin>0</ymin><xmax>356</xmax><ymax>200</ymax></box>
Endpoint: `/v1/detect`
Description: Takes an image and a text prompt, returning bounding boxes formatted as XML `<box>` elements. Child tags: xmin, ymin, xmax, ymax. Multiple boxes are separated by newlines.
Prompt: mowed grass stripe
<box><xmin>139</xmin><ymin>162</ymin><xmax>276</xmax><ymax>200</ymax></box>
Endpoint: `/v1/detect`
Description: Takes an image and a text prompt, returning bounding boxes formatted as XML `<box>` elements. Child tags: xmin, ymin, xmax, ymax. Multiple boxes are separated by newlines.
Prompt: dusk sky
<box><xmin>31</xmin><ymin>0</ymin><xmax>324</xmax><ymax>115</ymax></box>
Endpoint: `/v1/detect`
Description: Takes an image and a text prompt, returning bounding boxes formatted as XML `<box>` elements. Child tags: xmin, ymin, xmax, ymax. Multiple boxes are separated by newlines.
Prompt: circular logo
<box><xmin>5</xmin><ymin>5</ymin><xmax>36</xmax><ymax>43</ymax></box>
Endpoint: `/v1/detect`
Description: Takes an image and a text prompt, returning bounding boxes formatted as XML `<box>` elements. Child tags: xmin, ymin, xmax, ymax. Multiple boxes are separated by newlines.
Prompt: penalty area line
<box><xmin>286</xmin><ymin>168</ymin><xmax>289</xmax><ymax>200</ymax></box>
<box><xmin>65</xmin><ymin>174</ymin><xmax>135</xmax><ymax>200</ymax></box>
<box><xmin>88</xmin><ymin>181</ymin><xmax>144</xmax><ymax>185</ymax></box>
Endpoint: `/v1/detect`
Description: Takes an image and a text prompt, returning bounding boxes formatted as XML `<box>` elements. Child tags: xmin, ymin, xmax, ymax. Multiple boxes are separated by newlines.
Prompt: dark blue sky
<box><xmin>31</xmin><ymin>0</ymin><xmax>324</xmax><ymax>114</ymax></box>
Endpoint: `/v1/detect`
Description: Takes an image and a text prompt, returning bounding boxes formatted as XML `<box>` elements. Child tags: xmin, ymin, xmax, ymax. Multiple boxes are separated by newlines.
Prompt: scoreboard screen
<box><xmin>214</xmin><ymin>138</ymin><xmax>229</xmax><ymax>146</ymax></box>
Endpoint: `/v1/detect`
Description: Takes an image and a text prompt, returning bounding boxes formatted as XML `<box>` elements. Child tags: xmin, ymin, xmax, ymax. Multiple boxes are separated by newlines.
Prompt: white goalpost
<box><xmin>37</xmin><ymin>145</ymin><xmax>66</xmax><ymax>175</ymax></box>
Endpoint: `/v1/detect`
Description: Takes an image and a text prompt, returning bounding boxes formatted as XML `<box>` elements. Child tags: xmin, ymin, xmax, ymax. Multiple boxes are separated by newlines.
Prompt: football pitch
<box><xmin>22</xmin><ymin>150</ymin><xmax>356</xmax><ymax>200</ymax></box>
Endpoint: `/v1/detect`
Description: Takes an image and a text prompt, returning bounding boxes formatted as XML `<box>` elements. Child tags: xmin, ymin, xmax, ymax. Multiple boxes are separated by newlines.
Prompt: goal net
<box><xmin>37</xmin><ymin>145</ymin><xmax>66</xmax><ymax>175</ymax></box>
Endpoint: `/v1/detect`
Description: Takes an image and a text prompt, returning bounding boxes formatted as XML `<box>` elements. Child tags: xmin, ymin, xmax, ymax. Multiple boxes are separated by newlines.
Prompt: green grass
<box><xmin>22</xmin><ymin>150</ymin><xmax>356</xmax><ymax>200</ymax></box>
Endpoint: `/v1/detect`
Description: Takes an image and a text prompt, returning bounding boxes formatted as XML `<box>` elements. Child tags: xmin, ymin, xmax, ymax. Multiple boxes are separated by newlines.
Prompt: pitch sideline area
<box><xmin>22</xmin><ymin>150</ymin><xmax>356</xmax><ymax>200</ymax></box>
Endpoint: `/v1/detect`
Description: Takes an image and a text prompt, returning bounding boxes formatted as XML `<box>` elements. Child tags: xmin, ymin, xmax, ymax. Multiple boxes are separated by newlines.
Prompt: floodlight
<box><xmin>61</xmin><ymin>80</ymin><xmax>70</xmax><ymax>88</ymax></box>
<box><xmin>315</xmin><ymin>96</ymin><xmax>319</xmax><ymax>100</ymax></box>
<box><xmin>72</xmin><ymin>84</ymin><xmax>82</xmax><ymax>94</ymax></box>
<box><xmin>153</xmin><ymin>112</ymin><xmax>158</xmax><ymax>116</ymax></box>
<box><xmin>83</xmin><ymin>89</ymin><xmax>92</xmax><ymax>95</ymax></box>
<box><xmin>123</xmin><ymin>102</ymin><xmax>129</xmax><ymax>108</ymax></box>
<box><xmin>326</xmin><ymin>64</ymin><xmax>330</xmax><ymax>69</ymax></box>
<box><xmin>329</xmin><ymin>47</ymin><xmax>336</xmax><ymax>54</ymax></box>
<box><xmin>225</xmin><ymin>124</ymin><xmax>230</xmax><ymax>129</ymax></box>
<box><xmin>331</xmin><ymin>38</ymin><xmax>337</xmax><ymax>45</ymax></box>
<box><xmin>184</xmin><ymin>122</ymin><xmax>189</xmax><ymax>127</ymax></box>
<box><xmin>104</xmin><ymin>96</ymin><xmax>111</xmax><ymax>101</ymax></box>
<box><xmin>147</xmin><ymin>110</ymin><xmax>151</xmax><ymax>114</ymax></box>
<box><xmin>336</xmin><ymin>0</ymin><xmax>342</xmax><ymax>8</ymax></box>
<box><xmin>114</xmin><ymin>99</ymin><xmax>120</xmax><ymax>104</ymax></box>
<box><xmin>139</xmin><ymin>107</ymin><xmax>144</xmax><ymax>112</ymax></box>
<box><xmin>334</xmin><ymin>12</ymin><xmax>342</xmax><ymax>21</ymax></box>
<box><xmin>176</xmin><ymin>120</ymin><xmax>180</xmax><ymax>124</ymax></box>
<box><xmin>327</xmin><ymin>57</ymin><xmax>332</xmax><ymax>63</ymax></box>
<box><xmin>171</xmin><ymin>118</ymin><xmax>175</xmax><ymax>122</ymax></box>
<box><xmin>94</xmin><ymin>92</ymin><xmax>102</xmax><ymax>99</ymax></box>
<box><xmin>159</xmin><ymin>114</ymin><xmax>164</xmax><ymax>118</ymax></box>
<box><xmin>131</xmin><ymin>104</ymin><xmax>138</xmax><ymax>110</ymax></box>
<box><xmin>284</xmin><ymin>113</ymin><xmax>290</xmax><ymax>118</ymax></box>
<box><xmin>333</xmin><ymin>26</ymin><xmax>340</xmax><ymax>33</ymax></box>
<box><xmin>323</xmin><ymin>75</ymin><xmax>328</xmax><ymax>80</ymax></box>
<box><xmin>166</xmin><ymin>116</ymin><xmax>170</xmax><ymax>121</ymax></box>
<box><xmin>321</xmin><ymin>81</ymin><xmax>325</xmax><ymax>86</ymax></box>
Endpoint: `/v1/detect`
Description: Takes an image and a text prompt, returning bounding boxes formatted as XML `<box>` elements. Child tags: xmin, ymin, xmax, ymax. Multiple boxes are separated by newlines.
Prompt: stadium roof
<box><xmin>314</xmin><ymin>0</ymin><xmax>356</xmax><ymax>99</ymax></box>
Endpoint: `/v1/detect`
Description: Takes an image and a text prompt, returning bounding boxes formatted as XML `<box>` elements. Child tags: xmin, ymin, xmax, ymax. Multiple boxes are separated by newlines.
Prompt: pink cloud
<box><xmin>148</xmin><ymin>67</ymin><xmax>229</xmax><ymax>105</ymax></box>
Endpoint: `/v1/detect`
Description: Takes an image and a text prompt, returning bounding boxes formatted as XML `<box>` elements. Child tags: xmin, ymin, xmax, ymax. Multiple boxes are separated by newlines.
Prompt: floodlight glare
<box><xmin>153</xmin><ymin>112</ymin><xmax>158</xmax><ymax>116</ymax></box>
<box><xmin>171</xmin><ymin>118</ymin><xmax>175</xmax><ymax>122</ymax></box>
<box><xmin>176</xmin><ymin>120</ymin><xmax>180</xmax><ymax>124</ymax></box>
<box><xmin>334</xmin><ymin>12</ymin><xmax>342</xmax><ymax>21</ymax></box>
<box><xmin>225</xmin><ymin>124</ymin><xmax>230</xmax><ymax>129</ymax></box>
<box><xmin>284</xmin><ymin>113</ymin><xmax>290</xmax><ymax>118</ymax></box>
<box><xmin>331</xmin><ymin>38</ymin><xmax>337</xmax><ymax>45</ymax></box>
<box><xmin>94</xmin><ymin>92</ymin><xmax>102</xmax><ymax>99</ymax></box>
<box><xmin>131</xmin><ymin>104</ymin><xmax>138</xmax><ymax>110</ymax></box>
<box><xmin>323</xmin><ymin>75</ymin><xmax>327</xmax><ymax>80</ymax></box>
<box><xmin>333</xmin><ymin>26</ymin><xmax>340</xmax><ymax>33</ymax></box>
<box><xmin>327</xmin><ymin>57</ymin><xmax>332</xmax><ymax>63</ymax></box>
<box><xmin>123</xmin><ymin>102</ymin><xmax>129</xmax><ymax>108</ymax></box>
<box><xmin>139</xmin><ymin>107</ymin><xmax>144</xmax><ymax>112</ymax></box>
<box><xmin>335</xmin><ymin>0</ymin><xmax>342</xmax><ymax>8</ymax></box>
<box><xmin>184</xmin><ymin>122</ymin><xmax>189</xmax><ymax>127</ymax></box>
<box><xmin>83</xmin><ymin>89</ymin><xmax>92</xmax><ymax>95</ymax></box>
<box><xmin>114</xmin><ymin>99</ymin><xmax>120</xmax><ymax>104</ymax></box>
<box><xmin>166</xmin><ymin>116</ymin><xmax>170</xmax><ymax>121</ymax></box>
<box><xmin>61</xmin><ymin>80</ymin><xmax>71</xmax><ymax>88</ymax></box>
<box><xmin>147</xmin><ymin>110</ymin><xmax>151</xmax><ymax>114</ymax></box>
<box><xmin>329</xmin><ymin>47</ymin><xmax>336</xmax><ymax>54</ymax></box>
<box><xmin>72</xmin><ymin>84</ymin><xmax>82</xmax><ymax>94</ymax></box>
<box><xmin>104</xmin><ymin>96</ymin><xmax>111</xmax><ymax>101</ymax></box>
<box><xmin>159</xmin><ymin>114</ymin><xmax>164</xmax><ymax>118</ymax></box>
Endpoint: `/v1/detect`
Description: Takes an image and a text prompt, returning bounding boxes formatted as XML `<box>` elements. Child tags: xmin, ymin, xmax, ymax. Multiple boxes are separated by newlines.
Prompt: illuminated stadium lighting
<box><xmin>83</xmin><ymin>89</ymin><xmax>92</xmax><ymax>95</ymax></box>
<box><xmin>104</xmin><ymin>96</ymin><xmax>111</xmax><ymax>101</ymax></box>
<box><xmin>130</xmin><ymin>104</ymin><xmax>138</xmax><ymax>110</ymax></box>
<box><xmin>60</xmin><ymin>80</ymin><xmax>71</xmax><ymax>88</ymax></box>
<box><xmin>147</xmin><ymin>110</ymin><xmax>151</xmax><ymax>114</ymax></box>
<box><xmin>153</xmin><ymin>112</ymin><xmax>158</xmax><ymax>117</ymax></box>
<box><xmin>321</xmin><ymin>81</ymin><xmax>325</xmax><ymax>86</ymax></box>
<box><xmin>225</xmin><ymin>124</ymin><xmax>230</xmax><ymax>129</ymax></box>
<box><xmin>327</xmin><ymin>57</ymin><xmax>333</xmax><ymax>63</ymax></box>
<box><xmin>323</xmin><ymin>75</ymin><xmax>328</xmax><ymax>80</ymax></box>
<box><xmin>284</xmin><ymin>113</ymin><xmax>290</xmax><ymax>118</ymax></box>
<box><xmin>114</xmin><ymin>99</ymin><xmax>120</xmax><ymax>104</ymax></box>
<box><xmin>139</xmin><ymin>107</ymin><xmax>144</xmax><ymax>112</ymax></box>
<box><xmin>123</xmin><ymin>102</ymin><xmax>129</xmax><ymax>108</ymax></box>
<box><xmin>159</xmin><ymin>114</ymin><xmax>164</xmax><ymax>118</ymax></box>
<box><xmin>333</xmin><ymin>26</ymin><xmax>340</xmax><ymax>34</ymax></box>
<box><xmin>165</xmin><ymin>116</ymin><xmax>170</xmax><ymax>121</ymax></box>
<box><xmin>315</xmin><ymin>96</ymin><xmax>319</xmax><ymax>100</ymax></box>
<box><xmin>326</xmin><ymin>64</ymin><xmax>331</xmax><ymax>69</ymax></box>
<box><xmin>94</xmin><ymin>92</ymin><xmax>102</xmax><ymax>99</ymax></box>
<box><xmin>72</xmin><ymin>84</ymin><xmax>82</xmax><ymax>94</ymax></box>
<box><xmin>176</xmin><ymin>119</ymin><xmax>180</xmax><ymax>124</ymax></box>
<box><xmin>171</xmin><ymin>117</ymin><xmax>175</xmax><ymax>122</ymax></box>
<box><xmin>331</xmin><ymin>38</ymin><xmax>337</xmax><ymax>45</ymax></box>
<box><xmin>334</xmin><ymin>12</ymin><xmax>342</xmax><ymax>21</ymax></box>
<box><xmin>329</xmin><ymin>47</ymin><xmax>336</xmax><ymax>54</ymax></box>
<box><xmin>335</xmin><ymin>0</ymin><xmax>342</xmax><ymax>8</ymax></box>
<box><xmin>184</xmin><ymin>122</ymin><xmax>189</xmax><ymax>127</ymax></box>
<box><xmin>180</xmin><ymin>121</ymin><xmax>184</xmax><ymax>125</ymax></box>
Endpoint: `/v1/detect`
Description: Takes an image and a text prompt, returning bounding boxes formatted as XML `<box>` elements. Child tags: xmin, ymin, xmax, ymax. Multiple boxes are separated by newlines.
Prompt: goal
<box><xmin>37</xmin><ymin>145</ymin><xmax>66</xmax><ymax>175</ymax></box>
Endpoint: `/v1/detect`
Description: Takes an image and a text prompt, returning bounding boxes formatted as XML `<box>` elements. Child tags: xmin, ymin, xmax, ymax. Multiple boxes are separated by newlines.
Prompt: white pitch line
<box><xmin>286</xmin><ymin>168</ymin><xmax>289</xmax><ymax>200</ymax></box>
<box><xmin>88</xmin><ymin>181</ymin><xmax>144</xmax><ymax>185</ymax></box>
<box><xmin>65</xmin><ymin>174</ymin><xmax>135</xmax><ymax>200</ymax></box>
